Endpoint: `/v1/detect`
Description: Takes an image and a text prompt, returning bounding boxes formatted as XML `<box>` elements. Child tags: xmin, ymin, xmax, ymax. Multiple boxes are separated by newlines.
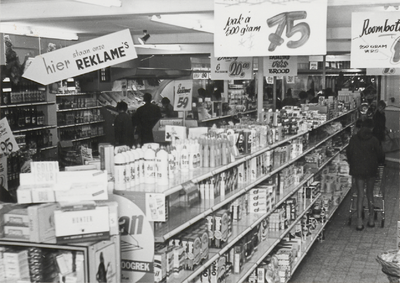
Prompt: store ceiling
<box><xmin>1</xmin><ymin>0</ymin><xmax>400</xmax><ymax>55</ymax></box>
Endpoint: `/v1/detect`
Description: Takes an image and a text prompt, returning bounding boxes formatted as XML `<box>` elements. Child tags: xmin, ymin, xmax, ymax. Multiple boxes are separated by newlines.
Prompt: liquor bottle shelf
<box><xmin>58</xmin><ymin>120</ymin><xmax>105</xmax><ymax>128</ymax></box>
<box><xmin>0</xmin><ymin>101</ymin><xmax>56</xmax><ymax>108</ymax></box>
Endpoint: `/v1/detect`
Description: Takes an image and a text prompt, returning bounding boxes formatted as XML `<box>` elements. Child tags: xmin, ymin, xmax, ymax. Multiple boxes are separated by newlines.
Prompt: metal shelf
<box><xmin>0</xmin><ymin>101</ymin><xmax>56</xmax><ymax>108</ymax></box>
<box><xmin>58</xmin><ymin>120</ymin><xmax>105</xmax><ymax>129</ymax></box>
<box><xmin>12</xmin><ymin>125</ymin><xmax>57</xmax><ymax>134</ymax></box>
<box><xmin>57</xmin><ymin>106</ymin><xmax>102</xmax><ymax>112</ymax></box>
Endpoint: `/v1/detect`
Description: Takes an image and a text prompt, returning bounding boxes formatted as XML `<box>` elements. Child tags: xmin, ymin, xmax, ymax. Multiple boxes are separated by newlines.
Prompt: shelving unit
<box><xmin>0</xmin><ymin>235</ymin><xmax>121</xmax><ymax>283</ymax></box>
<box><xmin>55</xmin><ymin>92</ymin><xmax>105</xmax><ymax>166</ymax></box>
<box><xmin>116</xmin><ymin>108</ymin><xmax>356</xmax><ymax>283</ymax></box>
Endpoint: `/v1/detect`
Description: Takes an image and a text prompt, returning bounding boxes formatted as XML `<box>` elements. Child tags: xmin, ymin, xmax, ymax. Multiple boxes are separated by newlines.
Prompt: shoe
<box><xmin>367</xmin><ymin>222</ymin><xmax>375</xmax><ymax>228</ymax></box>
<box><xmin>356</xmin><ymin>225</ymin><xmax>365</xmax><ymax>231</ymax></box>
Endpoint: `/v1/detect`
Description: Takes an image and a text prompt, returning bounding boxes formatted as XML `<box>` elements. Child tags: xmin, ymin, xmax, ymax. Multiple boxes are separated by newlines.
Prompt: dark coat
<box><xmin>372</xmin><ymin>110</ymin><xmax>386</xmax><ymax>142</ymax></box>
<box><xmin>114</xmin><ymin>112</ymin><xmax>135</xmax><ymax>147</ymax></box>
<box><xmin>132</xmin><ymin>102</ymin><xmax>162</xmax><ymax>144</ymax></box>
<box><xmin>346</xmin><ymin>127</ymin><xmax>384</xmax><ymax>177</ymax></box>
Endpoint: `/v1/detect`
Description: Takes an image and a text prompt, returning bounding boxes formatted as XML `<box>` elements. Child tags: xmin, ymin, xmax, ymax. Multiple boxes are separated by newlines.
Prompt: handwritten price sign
<box><xmin>173</xmin><ymin>80</ymin><xmax>193</xmax><ymax>112</ymax></box>
<box><xmin>214</xmin><ymin>0</ymin><xmax>327</xmax><ymax>56</ymax></box>
<box><xmin>210</xmin><ymin>55</ymin><xmax>253</xmax><ymax>80</ymax></box>
<box><xmin>0</xmin><ymin>118</ymin><xmax>19</xmax><ymax>156</ymax></box>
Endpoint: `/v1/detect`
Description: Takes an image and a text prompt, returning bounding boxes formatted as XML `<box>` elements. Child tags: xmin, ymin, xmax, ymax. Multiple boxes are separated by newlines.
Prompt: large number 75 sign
<box><xmin>267</xmin><ymin>11</ymin><xmax>310</xmax><ymax>52</ymax></box>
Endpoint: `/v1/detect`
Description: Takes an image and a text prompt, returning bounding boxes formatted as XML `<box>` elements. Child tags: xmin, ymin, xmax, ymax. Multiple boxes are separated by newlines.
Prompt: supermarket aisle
<box><xmin>290</xmin><ymin>161</ymin><xmax>399</xmax><ymax>283</ymax></box>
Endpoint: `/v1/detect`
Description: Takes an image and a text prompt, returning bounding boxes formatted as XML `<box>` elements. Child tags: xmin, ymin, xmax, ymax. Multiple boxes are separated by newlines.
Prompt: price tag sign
<box><xmin>210</xmin><ymin>55</ymin><xmax>253</xmax><ymax>80</ymax></box>
<box><xmin>214</xmin><ymin>0</ymin><xmax>327</xmax><ymax>56</ymax></box>
<box><xmin>0</xmin><ymin>118</ymin><xmax>19</xmax><ymax>156</ymax></box>
<box><xmin>145</xmin><ymin>193</ymin><xmax>166</xmax><ymax>222</ymax></box>
<box><xmin>173</xmin><ymin>80</ymin><xmax>193</xmax><ymax>112</ymax></box>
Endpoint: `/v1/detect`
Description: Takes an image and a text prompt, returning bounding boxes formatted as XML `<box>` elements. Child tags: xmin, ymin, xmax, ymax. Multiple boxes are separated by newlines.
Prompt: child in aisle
<box><xmin>346</xmin><ymin>119</ymin><xmax>384</xmax><ymax>230</ymax></box>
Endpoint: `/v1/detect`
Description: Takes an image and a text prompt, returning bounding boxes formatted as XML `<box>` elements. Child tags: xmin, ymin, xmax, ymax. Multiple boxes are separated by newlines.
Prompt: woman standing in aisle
<box><xmin>372</xmin><ymin>100</ymin><xmax>387</xmax><ymax>145</ymax></box>
<box><xmin>114</xmin><ymin>101</ymin><xmax>135</xmax><ymax>147</ymax></box>
<box><xmin>132</xmin><ymin>93</ymin><xmax>162</xmax><ymax>145</ymax></box>
<box><xmin>346</xmin><ymin>119</ymin><xmax>384</xmax><ymax>230</ymax></box>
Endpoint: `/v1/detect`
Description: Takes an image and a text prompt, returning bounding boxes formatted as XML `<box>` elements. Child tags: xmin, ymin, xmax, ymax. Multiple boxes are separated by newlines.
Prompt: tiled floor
<box><xmin>289</xmin><ymin>161</ymin><xmax>400</xmax><ymax>283</ymax></box>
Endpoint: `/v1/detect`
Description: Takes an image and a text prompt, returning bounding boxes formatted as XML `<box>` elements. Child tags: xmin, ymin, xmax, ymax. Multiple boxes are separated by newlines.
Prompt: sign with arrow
<box><xmin>23</xmin><ymin>29</ymin><xmax>137</xmax><ymax>85</ymax></box>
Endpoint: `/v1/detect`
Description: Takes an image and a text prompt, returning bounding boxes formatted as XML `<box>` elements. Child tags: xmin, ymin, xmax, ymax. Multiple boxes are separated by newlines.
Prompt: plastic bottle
<box><xmin>203</xmin><ymin>138</ymin><xmax>210</xmax><ymax>168</ymax></box>
<box><xmin>137</xmin><ymin>146</ymin><xmax>145</xmax><ymax>184</ymax></box>
<box><xmin>181</xmin><ymin>144</ymin><xmax>189</xmax><ymax>172</ymax></box>
<box><xmin>122</xmin><ymin>150</ymin><xmax>131</xmax><ymax>190</ymax></box>
<box><xmin>167</xmin><ymin>146</ymin><xmax>176</xmax><ymax>179</ymax></box>
<box><xmin>156</xmin><ymin>146</ymin><xmax>169</xmax><ymax>186</ymax></box>
<box><xmin>128</xmin><ymin>149</ymin><xmax>136</xmax><ymax>188</ymax></box>
<box><xmin>144</xmin><ymin>145</ymin><xmax>156</xmax><ymax>184</ymax></box>
<box><xmin>210</xmin><ymin>138</ymin><xmax>216</xmax><ymax>168</ymax></box>
<box><xmin>114</xmin><ymin>153</ymin><xmax>126</xmax><ymax>191</ymax></box>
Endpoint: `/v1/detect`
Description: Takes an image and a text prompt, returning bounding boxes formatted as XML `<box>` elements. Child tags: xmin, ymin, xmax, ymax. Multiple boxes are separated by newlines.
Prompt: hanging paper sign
<box><xmin>193</xmin><ymin>72</ymin><xmax>210</xmax><ymax>79</ymax></box>
<box><xmin>266</xmin><ymin>76</ymin><xmax>274</xmax><ymax>84</ymax></box>
<box><xmin>214</xmin><ymin>0</ymin><xmax>327</xmax><ymax>56</ymax></box>
<box><xmin>23</xmin><ymin>29</ymin><xmax>137</xmax><ymax>85</ymax></box>
<box><xmin>145</xmin><ymin>193</ymin><xmax>166</xmax><ymax>222</ymax></box>
<box><xmin>367</xmin><ymin>68</ymin><xmax>400</xmax><ymax>76</ymax></box>
<box><xmin>173</xmin><ymin>80</ymin><xmax>193</xmax><ymax>112</ymax></box>
<box><xmin>351</xmin><ymin>12</ymin><xmax>400</xmax><ymax>68</ymax></box>
<box><xmin>0</xmin><ymin>153</ymin><xmax>7</xmax><ymax>191</ymax></box>
<box><xmin>210</xmin><ymin>56</ymin><xmax>253</xmax><ymax>80</ymax></box>
<box><xmin>109</xmin><ymin>194</ymin><xmax>154</xmax><ymax>283</ymax></box>
<box><xmin>0</xmin><ymin>118</ymin><xmax>19</xmax><ymax>156</ymax></box>
<box><xmin>264</xmin><ymin>56</ymin><xmax>298</xmax><ymax>76</ymax></box>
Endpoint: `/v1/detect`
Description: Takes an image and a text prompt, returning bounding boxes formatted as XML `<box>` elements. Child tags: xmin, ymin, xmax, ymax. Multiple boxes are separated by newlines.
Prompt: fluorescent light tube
<box><xmin>0</xmin><ymin>23</ymin><xmax>78</xmax><ymax>41</ymax></box>
<box><xmin>74</xmin><ymin>0</ymin><xmax>122</xmax><ymax>7</ymax></box>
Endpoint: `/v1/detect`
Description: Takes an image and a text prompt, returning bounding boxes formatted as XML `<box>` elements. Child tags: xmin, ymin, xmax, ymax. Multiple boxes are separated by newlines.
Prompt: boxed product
<box><xmin>54</xmin><ymin>203</ymin><xmax>110</xmax><ymax>244</ymax></box>
<box><xmin>28</xmin><ymin>203</ymin><xmax>60</xmax><ymax>243</ymax></box>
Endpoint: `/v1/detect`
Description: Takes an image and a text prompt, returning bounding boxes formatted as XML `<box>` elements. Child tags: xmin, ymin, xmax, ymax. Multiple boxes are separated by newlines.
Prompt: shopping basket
<box><xmin>377</xmin><ymin>250</ymin><xmax>400</xmax><ymax>283</ymax></box>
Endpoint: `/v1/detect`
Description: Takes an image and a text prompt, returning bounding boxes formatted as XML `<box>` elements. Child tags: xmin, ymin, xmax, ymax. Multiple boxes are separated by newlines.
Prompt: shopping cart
<box><xmin>348</xmin><ymin>165</ymin><xmax>385</xmax><ymax>227</ymax></box>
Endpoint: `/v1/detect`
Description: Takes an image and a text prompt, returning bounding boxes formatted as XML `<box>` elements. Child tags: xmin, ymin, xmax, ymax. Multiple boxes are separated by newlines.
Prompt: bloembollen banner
<box><xmin>23</xmin><ymin>29</ymin><xmax>137</xmax><ymax>85</ymax></box>
<box><xmin>214</xmin><ymin>0</ymin><xmax>327</xmax><ymax>57</ymax></box>
<box><xmin>264</xmin><ymin>56</ymin><xmax>298</xmax><ymax>76</ymax></box>
<box><xmin>351</xmin><ymin>12</ymin><xmax>400</xmax><ymax>68</ymax></box>
<box><xmin>210</xmin><ymin>56</ymin><xmax>254</xmax><ymax>80</ymax></box>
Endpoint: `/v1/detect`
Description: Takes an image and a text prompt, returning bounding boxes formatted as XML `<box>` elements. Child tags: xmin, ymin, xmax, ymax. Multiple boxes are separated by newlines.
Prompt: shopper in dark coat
<box><xmin>346</xmin><ymin>119</ymin><xmax>384</xmax><ymax>230</ymax></box>
<box><xmin>114</xmin><ymin>101</ymin><xmax>135</xmax><ymax>147</ymax></box>
<box><xmin>161</xmin><ymin>97</ymin><xmax>178</xmax><ymax>118</ymax></box>
<box><xmin>132</xmin><ymin>93</ymin><xmax>162</xmax><ymax>145</ymax></box>
<box><xmin>372</xmin><ymin>100</ymin><xmax>387</xmax><ymax>144</ymax></box>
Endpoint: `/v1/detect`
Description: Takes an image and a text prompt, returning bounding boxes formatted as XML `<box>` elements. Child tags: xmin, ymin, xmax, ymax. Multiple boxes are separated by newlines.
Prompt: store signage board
<box><xmin>0</xmin><ymin>118</ymin><xmax>19</xmax><ymax>156</ymax></box>
<box><xmin>109</xmin><ymin>194</ymin><xmax>154</xmax><ymax>283</ymax></box>
<box><xmin>214</xmin><ymin>0</ymin><xmax>327</xmax><ymax>56</ymax></box>
<box><xmin>173</xmin><ymin>80</ymin><xmax>193</xmax><ymax>111</ymax></box>
<box><xmin>351</xmin><ymin>12</ymin><xmax>400</xmax><ymax>68</ymax></box>
<box><xmin>367</xmin><ymin>68</ymin><xmax>400</xmax><ymax>76</ymax></box>
<box><xmin>0</xmin><ymin>153</ymin><xmax>7</xmax><ymax>191</ymax></box>
<box><xmin>210</xmin><ymin>56</ymin><xmax>254</xmax><ymax>80</ymax></box>
<box><xmin>264</xmin><ymin>56</ymin><xmax>298</xmax><ymax>76</ymax></box>
<box><xmin>23</xmin><ymin>29</ymin><xmax>137</xmax><ymax>85</ymax></box>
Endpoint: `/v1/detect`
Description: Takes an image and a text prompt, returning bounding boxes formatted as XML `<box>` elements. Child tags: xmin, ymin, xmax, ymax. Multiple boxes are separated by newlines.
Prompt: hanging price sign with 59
<box><xmin>0</xmin><ymin>118</ymin><xmax>19</xmax><ymax>156</ymax></box>
<box><xmin>173</xmin><ymin>80</ymin><xmax>193</xmax><ymax>112</ymax></box>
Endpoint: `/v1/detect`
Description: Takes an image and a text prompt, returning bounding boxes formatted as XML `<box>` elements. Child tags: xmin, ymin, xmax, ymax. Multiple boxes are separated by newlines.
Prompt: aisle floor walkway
<box><xmin>290</xmin><ymin>161</ymin><xmax>400</xmax><ymax>283</ymax></box>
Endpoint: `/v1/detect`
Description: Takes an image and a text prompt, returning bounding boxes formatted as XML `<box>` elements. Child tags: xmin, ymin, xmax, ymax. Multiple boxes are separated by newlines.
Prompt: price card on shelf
<box><xmin>0</xmin><ymin>118</ymin><xmax>19</xmax><ymax>156</ymax></box>
<box><xmin>173</xmin><ymin>80</ymin><xmax>193</xmax><ymax>112</ymax></box>
<box><xmin>145</xmin><ymin>193</ymin><xmax>166</xmax><ymax>222</ymax></box>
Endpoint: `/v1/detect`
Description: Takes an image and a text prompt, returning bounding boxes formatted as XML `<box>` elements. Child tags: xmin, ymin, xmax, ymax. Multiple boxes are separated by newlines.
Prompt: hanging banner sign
<box><xmin>367</xmin><ymin>68</ymin><xmax>400</xmax><ymax>76</ymax></box>
<box><xmin>0</xmin><ymin>118</ymin><xmax>19</xmax><ymax>156</ymax></box>
<box><xmin>264</xmin><ymin>56</ymin><xmax>298</xmax><ymax>76</ymax></box>
<box><xmin>214</xmin><ymin>0</ymin><xmax>327</xmax><ymax>57</ymax></box>
<box><xmin>210</xmin><ymin>56</ymin><xmax>253</xmax><ymax>80</ymax></box>
<box><xmin>23</xmin><ymin>29</ymin><xmax>137</xmax><ymax>85</ymax></box>
<box><xmin>109</xmin><ymin>194</ymin><xmax>154</xmax><ymax>283</ymax></box>
<box><xmin>173</xmin><ymin>80</ymin><xmax>193</xmax><ymax>112</ymax></box>
<box><xmin>351</xmin><ymin>12</ymin><xmax>400</xmax><ymax>68</ymax></box>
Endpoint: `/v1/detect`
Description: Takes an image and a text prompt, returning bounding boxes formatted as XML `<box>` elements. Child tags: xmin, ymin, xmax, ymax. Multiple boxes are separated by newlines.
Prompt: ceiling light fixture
<box><xmin>134</xmin><ymin>44</ymin><xmax>181</xmax><ymax>51</ymax></box>
<box><xmin>74</xmin><ymin>0</ymin><xmax>122</xmax><ymax>7</ymax></box>
<box><xmin>138</xmin><ymin>30</ymin><xmax>150</xmax><ymax>45</ymax></box>
<box><xmin>0</xmin><ymin>23</ymin><xmax>78</xmax><ymax>41</ymax></box>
